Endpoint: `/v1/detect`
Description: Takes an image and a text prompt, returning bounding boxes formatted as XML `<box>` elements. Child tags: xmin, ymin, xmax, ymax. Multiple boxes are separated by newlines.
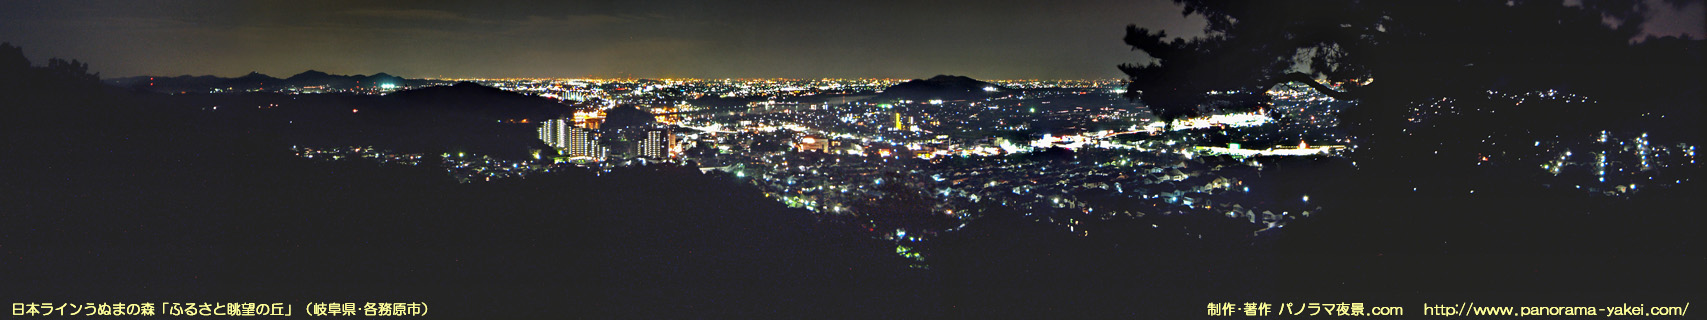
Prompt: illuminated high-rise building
<box><xmin>537</xmin><ymin>118</ymin><xmax>570</xmax><ymax>149</ymax></box>
<box><xmin>566</xmin><ymin>127</ymin><xmax>604</xmax><ymax>160</ymax></box>
<box><xmin>639</xmin><ymin>128</ymin><xmax>673</xmax><ymax>159</ymax></box>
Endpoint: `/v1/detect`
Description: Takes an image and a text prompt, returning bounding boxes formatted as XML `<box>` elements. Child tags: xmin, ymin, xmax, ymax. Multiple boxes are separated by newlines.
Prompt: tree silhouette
<box><xmin>1117</xmin><ymin>2</ymin><xmax>1706</xmax><ymax>295</ymax></box>
<box><xmin>1120</xmin><ymin>0</ymin><xmax>1699</xmax><ymax>139</ymax></box>
<box><xmin>0</xmin><ymin>42</ymin><xmax>28</xmax><ymax>76</ymax></box>
<box><xmin>45</xmin><ymin>58</ymin><xmax>99</xmax><ymax>83</ymax></box>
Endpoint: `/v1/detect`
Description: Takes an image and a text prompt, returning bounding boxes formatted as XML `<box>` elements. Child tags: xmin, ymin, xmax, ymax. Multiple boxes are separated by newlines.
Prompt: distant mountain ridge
<box><xmin>232</xmin><ymin>71</ymin><xmax>280</xmax><ymax>84</ymax></box>
<box><xmin>108</xmin><ymin>70</ymin><xmax>433</xmax><ymax>93</ymax></box>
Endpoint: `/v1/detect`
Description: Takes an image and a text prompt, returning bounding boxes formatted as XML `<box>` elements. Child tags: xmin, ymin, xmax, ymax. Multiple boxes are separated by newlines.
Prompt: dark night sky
<box><xmin>0</xmin><ymin>0</ymin><xmax>1700</xmax><ymax>79</ymax></box>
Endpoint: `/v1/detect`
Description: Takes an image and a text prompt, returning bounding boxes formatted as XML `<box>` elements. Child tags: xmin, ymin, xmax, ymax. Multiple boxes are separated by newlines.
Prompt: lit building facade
<box><xmin>639</xmin><ymin>128</ymin><xmax>673</xmax><ymax>159</ymax></box>
<box><xmin>567</xmin><ymin>127</ymin><xmax>605</xmax><ymax>160</ymax></box>
<box><xmin>797</xmin><ymin>135</ymin><xmax>826</xmax><ymax>152</ymax></box>
<box><xmin>537</xmin><ymin>118</ymin><xmax>570</xmax><ymax>149</ymax></box>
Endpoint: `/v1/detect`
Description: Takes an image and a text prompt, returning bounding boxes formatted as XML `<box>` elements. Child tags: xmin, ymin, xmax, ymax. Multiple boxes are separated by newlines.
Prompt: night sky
<box><xmin>0</xmin><ymin>0</ymin><xmax>1700</xmax><ymax>79</ymax></box>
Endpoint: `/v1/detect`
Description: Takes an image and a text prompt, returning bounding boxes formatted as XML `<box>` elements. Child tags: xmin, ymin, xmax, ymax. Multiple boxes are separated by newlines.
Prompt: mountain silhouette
<box><xmin>220</xmin><ymin>71</ymin><xmax>281</xmax><ymax>89</ymax></box>
<box><xmin>362</xmin><ymin>72</ymin><xmax>405</xmax><ymax>85</ymax></box>
<box><xmin>281</xmin><ymin>69</ymin><xmax>365</xmax><ymax>87</ymax></box>
<box><xmin>109</xmin><ymin>69</ymin><xmax>432</xmax><ymax>93</ymax></box>
<box><xmin>232</xmin><ymin>71</ymin><xmax>279</xmax><ymax>83</ymax></box>
<box><xmin>283</xmin><ymin>69</ymin><xmax>339</xmax><ymax>83</ymax></box>
<box><xmin>877</xmin><ymin>75</ymin><xmax>1008</xmax><ymax>101</ymax></box>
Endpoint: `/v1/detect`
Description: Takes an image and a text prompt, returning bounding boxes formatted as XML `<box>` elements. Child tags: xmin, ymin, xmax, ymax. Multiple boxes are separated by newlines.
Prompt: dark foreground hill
<box><xmin>384</xmin><ymin>81</ymin><xmax>568</xmax><ymax>119</ymax></box>
<box><xmin>148</xmin><ymin>81</ymin><xmax>572</xmax><ymax>158</ymax></box>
